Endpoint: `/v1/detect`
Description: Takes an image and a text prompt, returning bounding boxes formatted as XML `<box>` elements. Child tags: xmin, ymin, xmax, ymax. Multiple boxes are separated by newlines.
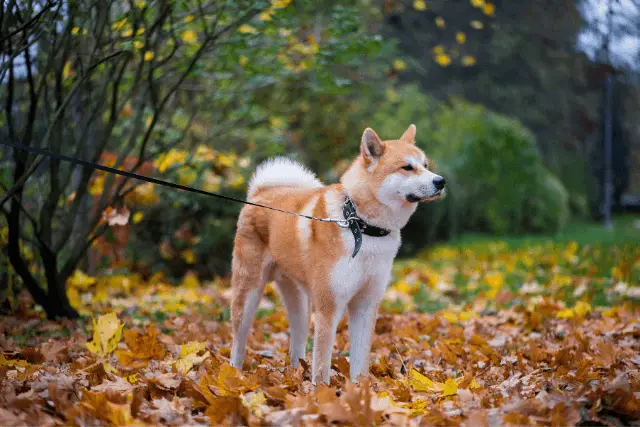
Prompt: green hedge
<box><xmin>369</xmin><ymin>85</ymin><xmax>569</xmax><ymax>254</ymax></box>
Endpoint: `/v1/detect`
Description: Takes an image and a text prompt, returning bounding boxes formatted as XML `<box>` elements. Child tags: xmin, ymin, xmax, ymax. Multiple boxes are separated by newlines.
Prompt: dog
<box><xmin>230</xmin><ymin>125</ymin><xmax>445</xmax><ymax>384</ymax></box>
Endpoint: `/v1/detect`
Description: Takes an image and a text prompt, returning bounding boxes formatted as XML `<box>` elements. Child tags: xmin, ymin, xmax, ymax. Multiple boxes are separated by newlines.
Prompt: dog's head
<box><xmin>342</xmin><ymin>124</ymin><xmax>446</xmax><ymax>207</ymax></box>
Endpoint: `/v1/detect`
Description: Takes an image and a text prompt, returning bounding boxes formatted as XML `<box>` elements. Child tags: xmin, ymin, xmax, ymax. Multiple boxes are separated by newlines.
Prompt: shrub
<box><xmin>369</xmin><ymin>85</ymin><xmax>569</xmax><ymax>254</ymax></box>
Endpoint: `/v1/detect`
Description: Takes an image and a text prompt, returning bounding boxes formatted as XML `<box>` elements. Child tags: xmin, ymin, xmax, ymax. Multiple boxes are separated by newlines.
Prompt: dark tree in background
<box><xmin>379</xmin><ymin>0</ymin><xmax>639</xmax><ymax>217</ymax></box>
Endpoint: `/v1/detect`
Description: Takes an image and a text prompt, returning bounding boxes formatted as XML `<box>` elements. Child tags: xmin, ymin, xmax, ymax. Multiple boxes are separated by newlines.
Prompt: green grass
<box><xmin>385</xmin><ymin>214</ymin><xmax>640</xmax><ymax>315</ymax></box>
<box><xmin>450</xmin><ymin>215</ymin><xmax>640</xmax><ymax>248</ymax></box>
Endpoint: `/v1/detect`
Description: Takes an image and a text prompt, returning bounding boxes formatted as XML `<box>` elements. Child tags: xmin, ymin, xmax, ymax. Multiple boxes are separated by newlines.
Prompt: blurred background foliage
<box><xmin>1</xmin><ymin>0</ymin><xmax>639</xmax><ymax>316</ymax></box>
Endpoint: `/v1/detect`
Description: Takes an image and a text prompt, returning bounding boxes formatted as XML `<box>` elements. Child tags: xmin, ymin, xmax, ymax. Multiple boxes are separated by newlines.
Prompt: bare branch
<box><xmin>0</xmin><ymin>50</ymin><xmax>127</xmax><ymax>209</ymax></box>
<box><xmin>0</xmin><ymin>0</ymin><xmax>56</xmax><ymax>44</ymax></box>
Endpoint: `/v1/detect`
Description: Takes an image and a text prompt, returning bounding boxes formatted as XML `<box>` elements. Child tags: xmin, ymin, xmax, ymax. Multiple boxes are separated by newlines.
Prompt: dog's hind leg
<box><xmin>230</xmin><ymin>227</ymin><xmax>272</xmax><ymax>369</ymax></box>
<box><xmin>274</xmin><ymin>269</ymin><xmax>310</xmax><ymax>368</ymax></box>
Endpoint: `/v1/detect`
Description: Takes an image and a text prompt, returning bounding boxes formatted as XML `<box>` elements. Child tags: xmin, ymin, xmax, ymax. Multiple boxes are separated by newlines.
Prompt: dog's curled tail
<box><xmin>247</xmin><ymin>157</ymin><xmax>323</xmax><ymax>199</ymax></box>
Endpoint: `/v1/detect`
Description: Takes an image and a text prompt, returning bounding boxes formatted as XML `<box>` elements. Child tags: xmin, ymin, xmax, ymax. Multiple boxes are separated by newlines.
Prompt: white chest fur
<box><xmin>330</xmin><ymin>229</ymin><xmax>400</xmax><ymax>309</ymax></box>
<box><xmin>322</xmin><ymin>189</ymin><xmax>401</xmax><ymax>308</ymax></box>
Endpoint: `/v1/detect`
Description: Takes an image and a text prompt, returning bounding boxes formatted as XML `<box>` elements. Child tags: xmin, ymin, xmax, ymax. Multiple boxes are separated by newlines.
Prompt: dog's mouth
<box><xmin>405</xmin><ymin>189</ymin><xmax>444</xmax><ymax>203</ymax></box>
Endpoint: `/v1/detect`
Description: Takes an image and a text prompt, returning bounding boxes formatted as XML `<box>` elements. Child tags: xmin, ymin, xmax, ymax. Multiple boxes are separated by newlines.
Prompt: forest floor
<box><xmin>1</xmin><ymin>217</ymin><xmax>640</xmax><ymax>426</ymax></box>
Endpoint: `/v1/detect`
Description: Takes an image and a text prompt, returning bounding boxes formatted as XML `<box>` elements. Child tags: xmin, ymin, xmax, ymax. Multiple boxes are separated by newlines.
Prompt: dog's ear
<box><xmin>361</xmin><ymin>128</ymin><xmax>384</xmax><ymax>167</ymax></box>
<box><xmin>401</xmin><ymin>124</ymin><xmax>416</xmax><ymax>144</ymax></box>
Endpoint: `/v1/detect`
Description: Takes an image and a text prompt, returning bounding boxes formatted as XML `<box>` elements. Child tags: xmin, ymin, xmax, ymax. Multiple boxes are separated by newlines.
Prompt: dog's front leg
<box><xmin>311</xmin><ymin>305</ymin><xmax>343</xmax><ymax>385</ymax></box>
<box><xmin>348</xmin><ymin>277</ymin><xmax>388</xmax><ymax>382</ymax></box>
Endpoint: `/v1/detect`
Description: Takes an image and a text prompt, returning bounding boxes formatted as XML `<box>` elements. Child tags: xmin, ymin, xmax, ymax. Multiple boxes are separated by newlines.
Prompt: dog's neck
<box><xmin>339</xmin><ymin>158</ymin><xmax>418</xmax><ymax>232</ymax></box>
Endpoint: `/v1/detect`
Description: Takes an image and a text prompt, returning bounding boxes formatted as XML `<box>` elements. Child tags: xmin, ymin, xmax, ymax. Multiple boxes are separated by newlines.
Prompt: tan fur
<box><xmin>230</xmin><ymin>124</ymin><xmax>444</xmax><ymax>384</ymax></box>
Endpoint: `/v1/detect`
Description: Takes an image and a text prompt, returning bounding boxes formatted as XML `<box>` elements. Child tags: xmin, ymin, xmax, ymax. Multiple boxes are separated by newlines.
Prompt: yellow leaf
<box><xmin>393</xmin><ymin>59</ymin><xmax>407</xmax><ymax>70</ymax></box>
<box><xmin>408</xmin><ymin>368</ymin><xmax>436</xmax><ymax>392</ymax></box>
<box><xmin>180</xmin><ymin>341</ymin><xmax>206</xmax><ymax>358</ymax></box>
<box><xmin>175</xmin><ymin>341</ymin><xmax>210</xmax><ymax>374</ymax></box>
<box><xmin>0</xmin><ymin>354</ymin><xmax>30</xmax><ymax>368</ymax></box>
<box><xmin>239</xmin><ymin>55</ymin><xmax>248</xmax><ymax>66</ymax></box>
<box><xmin>441</xmin><ymin>377</ymin><xmax>458</xmax><ymax>397</ymax></box>
<box><xmin>459</xmin><ymin>310</ymin><xmax>477</xmax><ymax>321</ymax></box>
<box><xmin>181</xmin><ymin>29</ymin><xmax>198</xmax><ymax>44</ymax></box>
<box><xmin>85</xmin><ymin>313</ymin><xmax>124</xmax><ymax>357</ymax></box>
<box><xmin>136</xmin><ymin>28</ymin><xmax>145</xmax><ymax>36</ymax></box>
<box><xmin>155</xmin><ymin>149</ymin><xmax>187</xmax><ymax>173</ymax></box>
<box><xmin>470</xmin><ymin>0</ymin><xmax>485</xmax><ymax>6</ymax></box>
<box><xmin>574</xmin><ymin>301</ymin><xmax>592</xmax><ymax>317</ymax></box>
<box><xmin>181</xmin><ymin>249</ymin><xmax>196</xmax><ymax>264</ymax></box>
<box><xmin>456</xmin><ymin>32</ymin><xmax>466</xmax><ymax>44</ymax></box>
<box><xmin>112</xmin><ymin>18</ymin><xmax>127</xmax><ymax>31</ymax></box>
<box><xmin>181</xmin><ymin>271</ymin><xmax>200</xmax><ymax>289</ymax></box>
<box><xmin>484</xmin><ymin>272</ymin><xmax>504</xmax><ymax>288</ymax></box>
<box><xmin>67</xmin><ymin>287</ymin><xmax>82</xmax><ymax>310</ymax></box>
<box><xmin>215</xmin><ymin>152</ymin><xmax>237</xmax><ymax>168</ymax></box>
<box><xmin>434</xmin><ymin>53</ymin><xmax>451</xmax><ymax>67</ymax></box>
<box><xmin>229</xmin><ymin>175</ymin><xmax>245</xmax><ymax>189</ymax></box>
<box><xmin>462</xmin><ymin>55</ymin><xmax>477</xmax><ymax>66</ymax></box>
<box><xmin>270</xmin><ymin>117</ymin><xmax>284</xmax><ymax>129</ymax></box>
<box><xmin>271</xmin><ymin>0</ymin><xmax>292</xmax><ymax>9</ymax></box>
<box><xmin>195</xmin><ymin>145</ymin><xmax>216</xmax><ymax>162</ymax></box>
<box><xmin>471</xmin><ymin>20</ymin><xmax>484</xmax><ymax>29</ymax></box>
<box><xmin>184</xmin><ymin>15</ymin><xmax>194</xmax><ymax>23</ymax></box>
<box><xmin>122</xmin><ymin>28</ymin><xmax>133</xmax><ymax>37</ymax></box>
<box><xmin>483</xmin><ymin>3</ymin><xmax>495</xmax><ymax>16</ymax></box>
<box><xmin>68</xmin><ymin>269</ymin><xmax>97</xmax><ymax>290</ymax></box>
<box><xmin>62</xmin><ymin>61</ymin><xmax>74</xmax><ymax>79</ymax></box>
<box><xmin>72</xmin><ymin>27</ymin><xmax>80</xmax><ymax>35</ymax></box>
<box><xmin>238</xmin><ymin>24</ymin><xmax>257</xmax><ymax>34</ymax></box>
<box><xmin>556</xmin><ymin>308</ymin><xmax>575</xmax><ymax>319</ymax></box>
<box><xmin>442</xmin><ymin>310</ymin><xmax>458</xmax><ymax>323</ymax></box>
<box><xmin>413</xmin><ymin>0</ymin><xmax>427</xmax><ymax>11</ymax></box>
<box><xmin>135</xmin><ymin>0</ymin><xmax>146</xmax><ymax>8</ymax></box>
<box><xmin>393</xmin><ymin>280</ymin><xmax>412</xmax><ymax>294</ymax></box>
<box><xmin>403</xmin><ymin>399</ymin><xmax>430</xmax><ymax>416</ymax></box>
<box><xmin>133</xmin><ymin>40</ymin><xmax>144</xmax><ymax>49</ymax></box>
<box><xmin>259</xmin><ymin>10</ymin><xmax>274</xmax><ymax>21</ymax></box>
<box><xmin>435</xmin><ymin>17</ymin><xmax>445</xmax><ymax>28</ymax></box>
<box><xmin>131</xmin><ymin>211</ymin><xmax>144</xmax><ymax>224</ymax></box>
<box><xmin>485</xmin><ymin>272</ymin><xmax>504</xmax><ymax>298</ymax></box>
<box><xmin>469</xmin><ymin>378</ymin><xmax>482</xmax><ymax>390</ymax></box>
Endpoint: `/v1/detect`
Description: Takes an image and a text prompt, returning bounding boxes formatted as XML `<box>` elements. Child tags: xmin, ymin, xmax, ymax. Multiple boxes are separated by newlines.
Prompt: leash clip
<box><xmin>335</xmin><ymin>218</ymin><xmax>351</xmax><ymax>228</ymax></box>
<box><xmin>337</xmin><ymin>215</ymin><xmax>359</xmax><ymax>228</ymax></box>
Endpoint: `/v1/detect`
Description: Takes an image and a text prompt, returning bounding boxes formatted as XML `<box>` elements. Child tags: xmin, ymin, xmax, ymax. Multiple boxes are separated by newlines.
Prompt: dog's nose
<box><xmin>433</xmin><ymin>176</ymin><xmax>446</xmax><ymax>190</ymax></box>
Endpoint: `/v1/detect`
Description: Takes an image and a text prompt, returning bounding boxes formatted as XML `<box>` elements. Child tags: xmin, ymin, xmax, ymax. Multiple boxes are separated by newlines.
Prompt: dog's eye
<box><xmin>401</xmin><ymin>165</ymin><xmax>413</xmax><ymax>171</ymax></box>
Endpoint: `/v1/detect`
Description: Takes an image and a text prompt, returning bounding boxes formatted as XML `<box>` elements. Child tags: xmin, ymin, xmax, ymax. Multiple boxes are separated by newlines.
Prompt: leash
<box><xmin>0</xmin><ymin>141</ymin><xmax>352</xmax><ymax>228</ymax></box>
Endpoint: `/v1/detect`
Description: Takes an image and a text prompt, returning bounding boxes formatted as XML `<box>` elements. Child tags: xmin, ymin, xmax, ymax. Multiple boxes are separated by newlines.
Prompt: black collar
<box><xmin>342</xmin><ymin>197</ymin><xmax>391</xmax><ymax>258</ymax></box>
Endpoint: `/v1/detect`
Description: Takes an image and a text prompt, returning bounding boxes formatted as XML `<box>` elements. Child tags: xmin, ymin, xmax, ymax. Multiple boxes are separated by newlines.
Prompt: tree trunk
<box><xmin>7</xmin><ymin>157</ymin><xmax>79</xmax><ymax>319</ymax></box>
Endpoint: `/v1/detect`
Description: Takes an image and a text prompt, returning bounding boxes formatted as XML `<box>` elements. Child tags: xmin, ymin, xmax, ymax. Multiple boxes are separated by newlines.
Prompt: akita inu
<box><xmin>230</xmin><ymin>125</ymin><xmax>445</xmax><ymax>384</ymax></box>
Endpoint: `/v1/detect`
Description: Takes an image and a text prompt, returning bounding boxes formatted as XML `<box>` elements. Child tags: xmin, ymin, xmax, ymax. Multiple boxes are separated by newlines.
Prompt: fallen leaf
<box><xmin>407</xmin><ymin>368</ymin><xmax>436</xmax><ymax>392</ymax></box>
<box><xmin>86</xmin><ymin>312</ymin><xmax>124</xmax><ymax>358</ymax></box>
<box><xmin>115</xmin><ymin>325</ymin><xmax>165</xmax><ymax>367</ymax></box>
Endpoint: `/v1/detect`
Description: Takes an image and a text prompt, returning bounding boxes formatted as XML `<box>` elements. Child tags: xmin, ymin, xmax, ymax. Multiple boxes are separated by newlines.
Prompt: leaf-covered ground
<box><xmin>2</xmin><ymin>235</ymin><xmax>640</xmax><ymax>426</ymax></box>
